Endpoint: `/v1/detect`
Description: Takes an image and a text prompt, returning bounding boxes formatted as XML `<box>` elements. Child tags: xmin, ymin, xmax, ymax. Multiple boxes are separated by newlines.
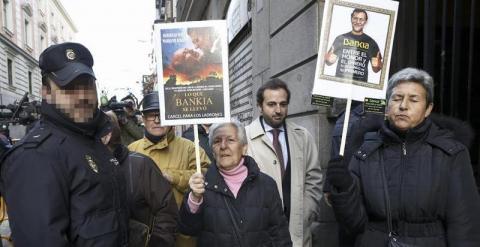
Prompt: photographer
<box><xmin>108</xmin><ymin>94</ymin><xmax>144</xmax><ymax>146</ymax></box>
<box><xmin>121</xmin><ymin>95</ymin><xmax>143</xmax><ymax>146</ymax></box>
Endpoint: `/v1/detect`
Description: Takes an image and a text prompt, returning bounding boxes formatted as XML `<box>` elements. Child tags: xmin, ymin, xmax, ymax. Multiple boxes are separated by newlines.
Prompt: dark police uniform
<box><xmin>0</xmin><ymin>42</ymin><xmax>128</xmax><ymax>246</ymax></box>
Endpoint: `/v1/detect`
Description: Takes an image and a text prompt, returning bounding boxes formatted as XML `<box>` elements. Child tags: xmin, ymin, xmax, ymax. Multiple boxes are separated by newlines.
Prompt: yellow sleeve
<box><xmin>166</xmin><ymin>144</ymin><xmax>211</xmax><ymax>193</ymax></box>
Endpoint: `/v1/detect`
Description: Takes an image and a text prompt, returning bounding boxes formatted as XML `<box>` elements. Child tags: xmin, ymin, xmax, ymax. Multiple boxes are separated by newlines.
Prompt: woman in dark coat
<box><xmin>102</xmin><ymin>111</ymin><xmax>178</xmax><ymax>247</ymax></box>
<box><xmin>178</xmin><ymin>121</ymin><xmax>292</xmax><ymax>247</ymax></box>
<box><xmin>326</xmin><ymin>68</ymin><xmax>480</xmax><ymax>247</ymax></box>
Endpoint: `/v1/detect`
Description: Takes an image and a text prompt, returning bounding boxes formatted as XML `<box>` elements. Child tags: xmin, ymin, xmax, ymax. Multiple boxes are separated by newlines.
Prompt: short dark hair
<box><xmin>41</xmin><ymin>74</ymin><xmax>52</xmax><ymax>93</ymax></box>
<box><xmin>351</xmin><ymin>8</ymin><xmax>368</xmax><ymax>20</ymax></box>
<box><xmin>256</xmin><ymin>78</ymin><xmax>291</xmax><ymax>105</ymax></box>
<box><xmin>386</xmin><ymin>67</ymin><xmax>434</xmax><ymax>106</ymax></box>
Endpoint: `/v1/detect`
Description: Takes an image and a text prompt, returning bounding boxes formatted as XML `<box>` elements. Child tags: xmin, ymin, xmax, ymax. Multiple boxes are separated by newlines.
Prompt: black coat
<box><xmin>329</xmin><ymin>118</ymin><xmax>480</xmax><ymax>247</ymax></box>
<box><xmin>114</xmin><ymin>145</ymin><xmax>178</xmax><ymax>247</ymax></box>
<box><xmin>0</xmin><ymin>103</ymin><xmax>129</xmax><ymax>246</ymax></box>
<box><xmin>178</xmin><ymin>156</ymin><xmax>292</xmax><ymax>247</ymax></box>
<box><xmin>182</xmin><ymin>125</ymin><xmax>213</xmax><ymax>162</ymax></box>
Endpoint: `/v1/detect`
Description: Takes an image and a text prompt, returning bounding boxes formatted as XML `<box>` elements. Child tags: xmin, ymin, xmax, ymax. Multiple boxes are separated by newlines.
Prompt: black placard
<box><xmin>363</xmin><ymin>97</ymin><xmax>386</xmax><ymax>114</ymax></box>
<box><xmin>311</xmin><ymin>95</ymin><xmax>333</xmax><ymax>107</ymax></box>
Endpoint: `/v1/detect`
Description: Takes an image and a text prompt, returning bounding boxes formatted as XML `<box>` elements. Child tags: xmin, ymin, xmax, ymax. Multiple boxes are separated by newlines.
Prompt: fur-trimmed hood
<box><xmin>429</xmin><ymin>113</ymin><xmax>475</xmax><ymax>149</ymax></box>
<box><xmin>350</xmin><ymin>112</ymin><xmax>475</xmax><ymax>151</ymax></box>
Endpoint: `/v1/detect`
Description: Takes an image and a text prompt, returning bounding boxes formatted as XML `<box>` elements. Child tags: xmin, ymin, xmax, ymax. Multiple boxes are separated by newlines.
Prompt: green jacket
<box><xmin>120</xmin><ymin>118</ymin><xmax>143</xmax><ymax>146</ymax></box>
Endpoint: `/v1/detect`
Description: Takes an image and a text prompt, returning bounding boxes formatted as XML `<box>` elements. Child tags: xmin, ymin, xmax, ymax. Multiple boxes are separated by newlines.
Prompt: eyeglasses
<box><xmin>144</xmin><ymin>113</ymin><xmax>160</xmax><ymax>121</ymax></box>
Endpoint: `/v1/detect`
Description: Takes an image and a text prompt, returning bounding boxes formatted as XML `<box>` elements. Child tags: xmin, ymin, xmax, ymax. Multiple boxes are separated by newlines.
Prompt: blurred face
<box><xmin>143</xmin><ymin>111</ymin><xmax>170</xmax><ymax>137</ymax></box>
<box><xmin>43</xmin><ymin>75</ymin><xmax>98</xmax><ymax>123</ymax></box>
<box><xmin>259</xmin><ymin>88</ymin><xmax>289</xmax><ymax>128</ymax></box>
<box><xmin>351</xmin><ymin>12</ymin><xmax>367</xmax><ymax>34</ymax></box>
<box><xmin>212</xmin><ymin>124</ymin><xmax>248</xmax><ymax>170</ymax></box>
<box><xmin>386</xmin><ymin>81</ymin><xmax>433</xmax><ymax>132</ymax></box>
<box><xmin>188</xmin><ymin>30</ymin><xmax>213</xmax><ymax>51</ymax></box>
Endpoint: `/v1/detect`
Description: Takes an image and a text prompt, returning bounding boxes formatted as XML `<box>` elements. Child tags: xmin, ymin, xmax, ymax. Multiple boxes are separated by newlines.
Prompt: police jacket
<box><xmin>329</xmin><ymin>118</ymin><xmax>480</xmax><ymax>247</ymax></box>
<box><xmin>114</xmin><ymin>144</ymin><xmax>178</xmax><ymax>247</ymax></box>
<box><xmin>0</xmin><ymin>102</ymin><xmax>129</xmax><ymax>246</ymax></box>
<box><xmin>178</xmin><ymin>156</ymin><xmax>292</xmax><ymax>247</ymax></box>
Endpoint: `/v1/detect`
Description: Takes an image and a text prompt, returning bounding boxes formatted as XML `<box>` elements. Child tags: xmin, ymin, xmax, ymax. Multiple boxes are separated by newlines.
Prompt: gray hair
<box><xmin>208</xmin><ymin>120</ymin><xmax>247</xmax><ymax>149</ymax></box>
<box><xmin>386</xmin><ymin>67</ymin><xmax>434</xmax><ymax>105</ymax></box>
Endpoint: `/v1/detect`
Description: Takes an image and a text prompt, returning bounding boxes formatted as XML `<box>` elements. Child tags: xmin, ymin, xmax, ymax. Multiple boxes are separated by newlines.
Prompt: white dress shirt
<box><xmin>262</xmin><ymin>118</ymin><xmax>288</xmax><ymax>169</ymax></box>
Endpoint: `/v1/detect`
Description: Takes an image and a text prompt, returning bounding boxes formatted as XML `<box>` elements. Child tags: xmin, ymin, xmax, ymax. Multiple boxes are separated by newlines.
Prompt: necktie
<box><xmin>271</xmin><ymin>128</ymin><xmax>285</xmax><ymax>178</ymax></box>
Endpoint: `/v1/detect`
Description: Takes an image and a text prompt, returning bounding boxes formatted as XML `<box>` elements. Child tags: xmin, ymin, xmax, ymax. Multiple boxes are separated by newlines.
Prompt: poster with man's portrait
<box><xmin>154</xmin><ymin>20</ymin><xmax>230</xmax><ymax>125</ymax></box>
<box><xmin>313</xmin><ymin>0</ymin><xmax>398</xmax><ymax>101</ymax></box>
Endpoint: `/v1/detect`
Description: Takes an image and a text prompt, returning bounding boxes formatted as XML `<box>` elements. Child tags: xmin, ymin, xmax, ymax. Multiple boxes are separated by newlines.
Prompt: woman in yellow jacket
<box><xmin>129</xmin><ymin>92</ymin><xmax>210</xmax><ymax>247</ymax></box>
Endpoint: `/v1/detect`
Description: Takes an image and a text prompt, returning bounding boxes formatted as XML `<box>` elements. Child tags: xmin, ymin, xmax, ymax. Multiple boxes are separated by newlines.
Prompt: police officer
<box><xmin>0</xmin><ymin>42</ymin><xmax>128</xmax><ymax>246</ymax></box>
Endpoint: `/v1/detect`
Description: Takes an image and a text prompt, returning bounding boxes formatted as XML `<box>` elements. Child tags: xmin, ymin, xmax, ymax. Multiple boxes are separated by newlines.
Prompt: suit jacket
<box><xmin>245</xmin><ymin>118</ymin><xmax>323</xmax><ymax>247</ymax></box>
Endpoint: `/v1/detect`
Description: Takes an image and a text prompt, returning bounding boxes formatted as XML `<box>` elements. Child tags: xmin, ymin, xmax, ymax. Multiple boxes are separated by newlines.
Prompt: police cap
<box><xmin>39</xmin><ymin>42</ymin><xmax>96</xmax><ymax>86</ymax></box>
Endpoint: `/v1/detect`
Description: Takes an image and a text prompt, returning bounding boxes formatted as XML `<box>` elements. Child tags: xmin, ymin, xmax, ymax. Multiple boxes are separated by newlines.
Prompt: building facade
<box><xmin>0</xmin><ymin>0</ymin><xmax>76</xmax><ymax>104</ymax></box>
<box><xmin>0</xmin><ymin>0</ymin><xmax>76</xmax><ymax>138</ymax></box>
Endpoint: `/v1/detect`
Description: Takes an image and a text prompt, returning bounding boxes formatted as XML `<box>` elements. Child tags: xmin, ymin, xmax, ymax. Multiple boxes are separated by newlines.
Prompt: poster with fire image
<box><xmin>154</xmin><ymin>20</ymin><xmax>230</xmax><ymax>125</ymax></box>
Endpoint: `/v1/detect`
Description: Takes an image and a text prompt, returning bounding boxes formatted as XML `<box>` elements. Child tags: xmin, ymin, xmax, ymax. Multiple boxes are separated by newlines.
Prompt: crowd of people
<box><xmin>0</xmin><ymin>36</ymin><xmax>479</xmax><ymax>247</ymax></box>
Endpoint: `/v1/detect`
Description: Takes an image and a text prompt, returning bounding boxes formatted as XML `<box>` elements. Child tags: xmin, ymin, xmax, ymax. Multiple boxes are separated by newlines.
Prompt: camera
<box><xmin>110</xmin><ymin>101</ymin><xmax>134</xmax><ymax>114</ymax></box>
<box><xmin>101</xmin><ymin>96</ymin><xmax>135</xmax><ymax>114</ymax></box>
<box><xmin>0</xmin><ymin>92</ymin><xmax>41</xmax><ymax>126</ymax></box>
<box><xmin>0</xmin><ymin>93</ymin><xmax>41</xmax><ymax>143</ymax></box>
<box><xmin>101</xmin><ymin>94</ymin><xmax>142</xmax><ymax>125</ymax></box>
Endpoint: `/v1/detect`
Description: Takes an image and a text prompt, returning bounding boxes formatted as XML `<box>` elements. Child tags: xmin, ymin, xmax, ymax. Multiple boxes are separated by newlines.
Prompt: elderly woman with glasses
<box><xmin>178</xmin><ymin>121</ymin><xmax>292</xmax><ymax>247</ymax></box>
<box><xmin>326</xmin><ymin>68</ymin><xmax>480</xmax><ymax>247</ymax></box>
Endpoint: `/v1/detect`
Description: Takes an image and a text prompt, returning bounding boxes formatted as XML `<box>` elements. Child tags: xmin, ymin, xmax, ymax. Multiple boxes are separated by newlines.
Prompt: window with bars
<box><xmin>7</xmin><ymin>58</ymin><xmax>13</xmax><ymax>86</ymax></box>
<box><xmin>28</xmin><ymin>71</ymin><xmax>32</xmax><ymax>94</ymax></box>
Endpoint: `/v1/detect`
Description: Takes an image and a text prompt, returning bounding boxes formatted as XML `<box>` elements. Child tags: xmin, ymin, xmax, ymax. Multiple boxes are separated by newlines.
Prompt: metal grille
<box><xmin>228</xmin><ymin>31</ymin><xmax>253</xmax><ymax>124</ymax></box>
<box><xmin>390</xmin><ymin>0</ymin><xmax>479</xmax><ymax>184</ymax></box>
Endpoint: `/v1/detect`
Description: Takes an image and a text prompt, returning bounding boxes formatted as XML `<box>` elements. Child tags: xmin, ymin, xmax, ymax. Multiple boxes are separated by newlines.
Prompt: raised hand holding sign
<box><xmin>326</xmin><ymin>157</ymin><xmax>353</xmax><ymax>192</ymax></box>
<box><xmin>189</xmin><ymin>172</ymin><xmax>205</xmax><ymax>202</ymax></box>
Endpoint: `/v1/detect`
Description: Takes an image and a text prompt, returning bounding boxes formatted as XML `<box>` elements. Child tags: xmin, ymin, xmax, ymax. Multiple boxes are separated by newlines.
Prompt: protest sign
<box><xmin>154</xmin><ymin>20</ymin><xmax>230</xmax><ymax>126</ymax></box>
<box><xmin>313</xmin><ymin>0</ymin><xmax>398</xmax><ymax>101</ymax></box>
<box><xmin>313</xmin><ymin>0</ymin><xmax>398</xmax><ymax>155</ymax></box>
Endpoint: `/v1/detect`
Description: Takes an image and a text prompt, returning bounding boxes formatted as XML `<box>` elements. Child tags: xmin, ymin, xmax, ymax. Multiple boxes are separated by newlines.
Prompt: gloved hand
<box><xmin>326</xmin><ymin>157</ymin><xmax>353</xmax><ymax>192</ymax></box>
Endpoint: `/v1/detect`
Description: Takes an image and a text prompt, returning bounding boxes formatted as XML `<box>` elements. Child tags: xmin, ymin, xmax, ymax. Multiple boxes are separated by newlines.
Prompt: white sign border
<box><xmin>312</xmin><ymin>0</ymin><xmax>399</xmax><ymax>101</ymax></box>
<box><xmin>154</xmin><ymin>20</ymin><xmax>231</xmax><ymax>126</ymax></box>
